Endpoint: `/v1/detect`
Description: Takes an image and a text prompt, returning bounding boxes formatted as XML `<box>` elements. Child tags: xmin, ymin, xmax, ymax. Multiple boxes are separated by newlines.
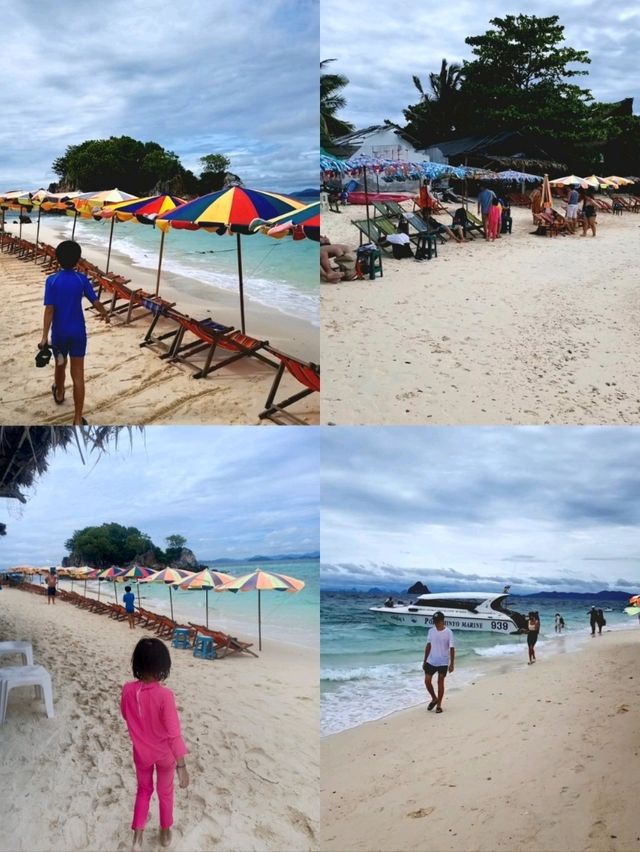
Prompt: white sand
<box><xmin>0</xmin><ymin>218</ymin><xmax>319</xmax><ymax>425</ymax></box>
<box><xmin>0</xmin><ymin>585</ymin><xmax>319</xmax><ymax>852</ymax></box>
<box><xmin>321</xmin><ymin>626</ymin><xmax>640</xmax><ymax>852</ymax></box>
<box><xmin>321</xmin><ymin>202</ymin><xmax>640</xmax><ymax>424</ymax></box>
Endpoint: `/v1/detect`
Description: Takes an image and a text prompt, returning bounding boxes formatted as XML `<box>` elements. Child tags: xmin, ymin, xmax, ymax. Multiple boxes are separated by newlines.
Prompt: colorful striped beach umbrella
<box><xmin>0</xmin><ymin>189</ymin><xmax>34</xmax><ymax>239</ymax></box>
<box><xmin>157</xmin><ymin>186</ymin><xmax>305</xmax><ymax>333</ymax></box>
<box><xmin>176</xmin><ymin>568</ymin><xmax>235</xmax><ymax>628</ymax></box>
<box><xmin>250</xmin><ymin>201</ymin><xmax>320</xmax><ymax>242</ymax></box>
<box><xmin>71</xmin><ymin>188</ymin><xmax>138</xmax><ymax>251</ymax></box>
<box><xmin>118</xmin><ymin>564</ymin><xmax>158</xmax><ymax>608</ymax></box>
<box><xmin>97</xmin><ymin>565</ymin><xmax>127</xmax><ymax>603</ymax></box>
<box><xmin>606</xmin><ymin>175</ymin><xmax>633</xmax><ymax>186</ymax></box>
<box><xmin>215</xmin><ymin>569</ymin><xmax>305</xmax><ymax>650</ymax></box>
<box><xmin>98</xmin><ymin>194</ymin><xmax>186</xmax><ymax>295</ymax></box>
<box><xmin>140</xmin><ymin>567</ymin><xmax>193</xmax><ymax>621</ymax></box>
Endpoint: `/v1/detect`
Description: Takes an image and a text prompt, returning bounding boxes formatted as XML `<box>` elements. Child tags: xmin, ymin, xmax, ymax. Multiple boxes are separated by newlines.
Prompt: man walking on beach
<box><xmin>423</xmin><ymin>612</ymin><xmax>455</xmax><ymax>714</ymax></box>
<box><xmin>477</xmin><ymin>185</ymin><xmax>496</xmax><ymax>239</ymax></box>
<box><xmin>39</xmin><ymin>240</ymin><xmax>110</xmax><ymax>425</ymax></box>
<box><xmin>565</xmin><ymin>186</ymin><xmax>580</xmax><ymax>234</ymax></box>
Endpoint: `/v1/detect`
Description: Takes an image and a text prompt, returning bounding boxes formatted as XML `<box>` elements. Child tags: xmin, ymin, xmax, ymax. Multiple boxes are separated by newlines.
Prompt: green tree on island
<box><xmin>164</xmin><ymin>534</ymin><xmax>187</xmax><ymax>563</ymax></box>
<box><xmin>321</xmin><ymin>59</ymin><xmax>355</xmax><ymax>147</ymax></box>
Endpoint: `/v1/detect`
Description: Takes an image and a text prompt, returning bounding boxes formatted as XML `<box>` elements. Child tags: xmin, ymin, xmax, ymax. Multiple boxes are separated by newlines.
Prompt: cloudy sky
<box><xmin>1</xmin><ymin>427</ymin><xmax>319</xmax><ymax>567</ymax></box>
<box><xmin>1</xmin><ymin>0</ymin><xmax>318</xmax><ymax>192</ymax></box>
<box><xmin>322</xmin><ymin>0</ymin><xmax>640</xmax><ymax>129</ymax></box>
<box><xmin>321</xmin><ymin>428</ymin><xmax>640</xmax><ymax>593</ymax></box>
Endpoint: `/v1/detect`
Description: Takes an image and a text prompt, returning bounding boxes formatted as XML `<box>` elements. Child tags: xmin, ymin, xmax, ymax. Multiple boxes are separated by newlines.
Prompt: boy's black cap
<box><xmin>35</xmin><ymin>343</ymin><xmax>52</xmax><ymax>367</ymax></box>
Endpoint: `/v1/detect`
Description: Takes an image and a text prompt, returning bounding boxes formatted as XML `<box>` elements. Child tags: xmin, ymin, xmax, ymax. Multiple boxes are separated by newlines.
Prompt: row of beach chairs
<box><xmin>12</xmin><ymin>582</ymin><xmax>257</xmax><ymax>658</ymax></box>
<box><xmin>0</xmin><ymin>233</ymin><xmax>319</xmax><ymax>423</ymax></box>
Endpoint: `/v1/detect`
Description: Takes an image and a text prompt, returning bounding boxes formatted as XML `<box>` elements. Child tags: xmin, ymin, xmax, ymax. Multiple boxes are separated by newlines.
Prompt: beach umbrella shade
<box><xmin>249</xmin><ymin>201</ymin><xmax>320</xmax><ymax>242</ymax></box>
<box><xmin>139</xmin><ymin>567</ymin><xmax>193</xmax><ymax>621</ymax></box>
<box><xmin>582</xmin><ymin>175</ymin><xmax>616</xmax><ymax>189</ymax></box>
<box><xmin>215</xmin><ymin>569</ymin><xmax>305</xmax><ymax>651</ymax></box>
<box><xmin>97</xmin><ymin>566</ymin><xmax>127</xmax><ymax>603</ymax></box>
<box><xmin>176</xmin><ymin>568</ymin><xmax>235</xmax><ymax>628</ymax></box>
<box><xmin>98</xmin><ymin>194</ymin><xmax>186</xmax><ymax>295</ymax></box>
<box><xmin>157</xmin><ymin>187</ymin><xmax>304</xmax><ymax>333</ymax></box>
<box><xmin>549</xmin><ymin>175</ymin><xmax>584</xmax><ymax>186</ymax></box>
<box><xmin>0</xmin><ymin>190</ymin><xmax>34</xmax><ymax>239</ymax></box>
<box><xmin>71</xmin><ymin>188</ymin><xmax>138</xmax><ymax>253</ymax></box>
<box><xmin>118</xmin><ymin>564</ymin><xmax>157</xmax><ymax>608</ymax></box>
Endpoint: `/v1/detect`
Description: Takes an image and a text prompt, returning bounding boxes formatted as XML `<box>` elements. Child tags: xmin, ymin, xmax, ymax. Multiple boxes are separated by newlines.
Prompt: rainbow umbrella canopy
<box><xmin>157</xmin><ymin>186</ymin><xmax>305</xmax><ymax>333</ymax></box>
<box><xmin>0</xmin><ymin>189</ymin><xmax>34</xmax><ymax>239</ymax></box>
<box><xmin>139</xmin><ymin>567</ymin><xmax>193</xmax><ymax>621</ymax></box>
<box><xmin>215</xmin><ymin>569</ymin><xmax>305</xmax><ymax>651</ymax></box>
<box><xmin>99</xmin><ymin>194</ymin><xmax>186</xmax><ymax>294</ymax></box>
<box><xmin>117</xmin><ymin>564</ymin><xmax>158</xmax><ymax>608</ymax></box>
<box><xmin>98</xmin><ymin>566</ymin><xmax>127</xmax><ymax>603</ymax></box>
<box><xmin>70</xmin><ymin>188</ymin><xmax>138</xmax><ymax>251</ymax></box>
<box><xmin>250</xmin><ymin>201</ymin><xmax>320</xmax><ymax>242</ymax></box>
<box><xmin>176</xmin><ymin>568</ymin><xmax>235</xmax><ymax>628</ymax></box>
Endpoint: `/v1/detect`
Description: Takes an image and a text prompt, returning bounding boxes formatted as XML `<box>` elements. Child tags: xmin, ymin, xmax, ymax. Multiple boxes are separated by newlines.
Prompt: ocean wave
<box><xmin>473</xmin><ymin>641</ymin><xmax>528</xmax><ymax>658</ymax></box>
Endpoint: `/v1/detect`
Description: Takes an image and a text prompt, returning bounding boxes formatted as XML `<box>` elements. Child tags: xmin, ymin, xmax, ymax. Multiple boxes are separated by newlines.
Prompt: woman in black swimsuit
<box><xmin>526</xmin><ymin>611</ymin><xmax>540</xmax><ymax>664</ymax></box>
<box><xmin>581</xmin><ymin>190</ymin><xmax>597</xmax><ymax>237</ymax></box>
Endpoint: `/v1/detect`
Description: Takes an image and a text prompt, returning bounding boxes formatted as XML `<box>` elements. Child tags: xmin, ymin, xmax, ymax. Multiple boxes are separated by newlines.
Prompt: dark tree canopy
<box><xmin>404</xmin><ymin>59</ymin><xmax>465</xmax><ymax>143</ymax></box>
<box><xmin>65</xmin><ymin>522</ymin><xmax>163</xmax><ymax>568</ymax></box>
<box><xmin>321</xmin><ymin>59</ymin><xmax>355</xmax><ymax>146</ymax></box>
<box><xmin>51</xmin><ymin>137</ymin><xmax>237</xmax><ymax>197</ymax></box>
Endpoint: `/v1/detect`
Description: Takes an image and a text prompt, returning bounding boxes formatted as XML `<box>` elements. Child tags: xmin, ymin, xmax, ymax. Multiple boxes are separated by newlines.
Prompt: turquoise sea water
<box><xmin>41</xmin><ymin>213</ymin><xmax>318</xmax><ymax>325</ymax></box>
<box><xmin>58</xmin><ymin>560</ymin><xmax>319</xmax><ymax>649</ymax></box>
<box><xmin>321</xmin><ymin>590</ymin><xmax>637</xmax><ymax>734</ymax></box>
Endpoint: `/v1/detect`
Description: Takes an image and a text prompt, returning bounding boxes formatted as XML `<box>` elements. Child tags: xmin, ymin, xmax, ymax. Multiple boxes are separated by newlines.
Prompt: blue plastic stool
<box><xmin>171</xmin><ymin>628</ymin><xmax>191</xmax><ymax>650</ymax></box>
<box><xmin>192</xmin><ymin>634</ymin><xmax>217</xmax><ymax>660</ymax></box>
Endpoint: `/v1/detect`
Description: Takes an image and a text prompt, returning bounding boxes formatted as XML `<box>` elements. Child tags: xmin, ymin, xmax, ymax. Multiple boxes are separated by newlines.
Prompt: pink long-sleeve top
<box><xmin>120</xmin><ymin>680</ymin><xmax>188</xmax><ymax>766</ymax></box>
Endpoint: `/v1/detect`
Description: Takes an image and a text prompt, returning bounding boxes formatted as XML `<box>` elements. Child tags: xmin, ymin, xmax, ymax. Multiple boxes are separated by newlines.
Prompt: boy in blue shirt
<box><xmin>39</xmin><ymin>240</ymin><xmax>110</xmax><ymax>425</ymax></box>
<box><xmin>123</xmin><ymin>585</ymin><xmax>136</xmax><ymax>629</ymax></box>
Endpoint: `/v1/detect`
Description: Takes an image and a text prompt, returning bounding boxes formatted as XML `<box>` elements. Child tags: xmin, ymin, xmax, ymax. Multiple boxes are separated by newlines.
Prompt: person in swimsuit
<box><xmin>526</xmin><ymin>611</ymin><xmax>540</xmax><ymax>664</ymax></box>
<box><xmin>581</xmin><ymin>190</ymin><xmax>597</xmax><ymax>237</ymax></box>
<box><xmin>45</xmin><ymin>567</ymin><xmax>57</xmax><ymax>605</ymax></box>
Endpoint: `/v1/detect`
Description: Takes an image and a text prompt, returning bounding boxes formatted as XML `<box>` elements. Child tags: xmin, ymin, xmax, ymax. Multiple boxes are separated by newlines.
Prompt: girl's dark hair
<box><xmin>131</xmin><ymin>638</ymin><xmax>171</xmax><ymax>681</ymax></box>
<box><xmin>125</xmin><ymin>585</ymin><xmax>132</xmax><ymax>592</ymax></box>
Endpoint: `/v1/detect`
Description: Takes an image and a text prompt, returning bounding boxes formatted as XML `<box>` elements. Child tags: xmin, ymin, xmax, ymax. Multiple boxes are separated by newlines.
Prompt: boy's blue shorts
<box><xmin>52</xmin><ymin>334</ymin><xmax>87</xmax><ymax>359</ymax></box>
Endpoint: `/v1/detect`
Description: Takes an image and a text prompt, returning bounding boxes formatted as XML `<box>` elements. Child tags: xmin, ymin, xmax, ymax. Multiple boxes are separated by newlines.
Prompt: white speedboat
<box><xmin>370</xmin><ymin>591</ymin><xmax>528</xmax><ymax>633</ymax></box>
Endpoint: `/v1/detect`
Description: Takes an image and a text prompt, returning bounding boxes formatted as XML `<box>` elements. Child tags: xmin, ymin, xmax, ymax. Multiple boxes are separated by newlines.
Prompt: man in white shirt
<box><xmin>423</xmin><ymin>611</ymin><xmax>455</xmax><ymax>713</ymax></box>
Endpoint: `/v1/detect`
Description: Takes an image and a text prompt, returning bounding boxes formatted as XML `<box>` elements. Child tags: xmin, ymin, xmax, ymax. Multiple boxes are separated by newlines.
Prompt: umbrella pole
<box><xmin>206</xmin><ymin>587</ymin><xmax>209</xmax><ymax>629</ymax></box>
<box><xmin>237</xmin><ymin>233</ymin><xmax>246</xmax><ymax>334</ymax></box>
<box><xmin>258</xmin><ymin>590</ymin><xmax>262</xmax><ymax>651</ymax></box>
<box><xmin>155</xmin><ymin>229</ymin><xmax>166</xmax><ymax>296</ymax></box>
<box><xmin>71</xmin><ymin>210</ymin><xmax>78</xmax><ymax>240</ymax></box>
<box><xmin>363</xmin><ymin>167</ymin><xmax>371</xmax><ymax>234</ymax></box>
<box><xmin>114</xmin><ymin>581</ymin><xmax>118</xmax><ymax>605</ymax></box>
<box><xmin>84</xmin><ymin>579</ymin><xmax>87</xmax><ymax>597</ymax></box>
<box><xmin>34</xmin><ymin>205</ymin><xmax>42</xmax><ymax>262</ymax></box>
<box><xmin>19</xmin><ymin>205</ymin><xmax>23</xmax><ymax>240</ymax></box>
<box><xmin>169</xmin><ymin>586</ymin><xmax>174</xmax><ymax>621</ymax></box>
<box><xmin>137</xmin><ymin>580</ymin><xmax>141</xmax><ymax>610</ymax></box>
<box><xmin>97</xmin><ymin>581</ymin><xmax>100</xmax><ymax>602</ymax></box>
<box><xmin>106</xmin><ymin>215</ymin><xmax>115</xmax><ymax>273</ymax></box>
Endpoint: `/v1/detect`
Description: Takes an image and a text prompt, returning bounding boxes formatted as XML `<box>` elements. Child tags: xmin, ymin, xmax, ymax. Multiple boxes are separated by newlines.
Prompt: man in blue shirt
<box><xmin>477</xmin><ymin>185</ymin><xmax>497</xmax><ymax>239</ymax></box>
<box><xmin>123</xmin><ymin>585</ymin><xmax>137</xmax><ymax>629</ymax></box>
<box><xmin>40</xmin><ymin>240</ymin><xmax>110</xmax><ymax>424</ymax></box>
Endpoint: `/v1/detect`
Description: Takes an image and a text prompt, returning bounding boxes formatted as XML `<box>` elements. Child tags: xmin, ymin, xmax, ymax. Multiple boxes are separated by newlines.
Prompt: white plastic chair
<box><xmin>0</xmin><ymin>665</ymin><xmax>54</xmax><ymax>723</ymax></box>
<box><xmin>0</xmin><ymin>641</ymin><xmax>34</xmax><ymax>666</ymax></box>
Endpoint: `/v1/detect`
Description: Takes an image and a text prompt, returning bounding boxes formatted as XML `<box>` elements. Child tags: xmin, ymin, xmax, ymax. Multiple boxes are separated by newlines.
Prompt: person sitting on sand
<box><xmin>452</xmin><ymin>207</ymin><xmax>473</xmax><ymax>240</ymax></box>
<box><xmin>123</xmin><ymin>585</ymin><xmax>136</xmax><ymax>630</ymax></box>
<box><xmin>422</xmin><ymin>611</ymin><xmax>455</xmax><ymax>713</ymax></box>
<box><xmin>526</xmin><ymin>611</ymin><xmax>540</xmax><ymax>664</ymax></box>
<box><xmin>45</xmin><ymin>567</ymin><xmax>57</xmax><ymax>605</ymax></box>
<box><xmin>320</xmin><ymin>236</ymin><xmax>358</xmax><ymax>282</ymax></box>
<box><xmin>40</xmin><ymin>240</ymin><xmax>111</xmax><ymax>425</ymax></box>
<box><xmin>121</xmin><ymin>638</ymin><xmax>189</xmax><ymax>851</ymax></box>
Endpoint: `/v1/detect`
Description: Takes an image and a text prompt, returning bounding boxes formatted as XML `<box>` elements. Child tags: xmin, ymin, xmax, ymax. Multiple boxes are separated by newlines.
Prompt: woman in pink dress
<box><xmin>487</xmin><ymin>197</ymin><xmax>503</xmax><ymax>241</ymax></box>
<box><xmin>121</xmin><ymin>638</ymin><xmax>189</xmax><ymax>850</ymax></box>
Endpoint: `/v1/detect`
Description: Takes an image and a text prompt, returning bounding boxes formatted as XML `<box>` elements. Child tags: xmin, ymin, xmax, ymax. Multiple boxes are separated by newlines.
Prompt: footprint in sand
<box><xmin>63</xmin><ymin>816</ymin><xmax>88</xmax><ymax>849</ymax></box>
<box><xmin>287</xmin><ymin>806</ymin><xmax>317</xmax><ymax>840</ymax></box>
<box><xmin>407</xmin><ymin>807</ymin><xmax>435</xmax><ymax>819</ymax></box>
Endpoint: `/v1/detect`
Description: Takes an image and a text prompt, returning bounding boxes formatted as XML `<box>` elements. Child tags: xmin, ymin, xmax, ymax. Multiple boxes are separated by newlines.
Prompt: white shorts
<box><xmin>566</xmin><ymin>204</ymin><xmax>578</xmax><ymax>220</ymax></box>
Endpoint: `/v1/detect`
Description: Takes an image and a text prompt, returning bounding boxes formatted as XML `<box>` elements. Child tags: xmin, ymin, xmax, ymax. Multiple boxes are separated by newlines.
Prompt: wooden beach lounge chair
<box><xmin>167</xmin><ymin>315</ymin><xmax>274</xmax><ymax>379</ymax></box>
<box><xmin>189</xmin><ymin>624</ymin><xmax>258</xmax><ymax>658</ymax></box>
<box><xmin>258</xmin><ymin>346</ymin><xmax>320</xmax><ymax>425</ymax></box>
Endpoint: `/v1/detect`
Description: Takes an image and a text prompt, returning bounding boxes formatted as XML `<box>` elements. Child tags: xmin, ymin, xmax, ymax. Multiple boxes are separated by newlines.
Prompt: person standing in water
<box><xmin>589</xmin><ymin>606</ymin><xmax>598</xmax><ymax>636</ymax></box>
<box><xmin>422</xmin><ymin>612</ymin><xmax>455</xmax><ymax>714</ymax></box>
<box><xmin>526</xmin><ymin>611</ymin><xmax>540</xmax><ymax>664</ymax></box>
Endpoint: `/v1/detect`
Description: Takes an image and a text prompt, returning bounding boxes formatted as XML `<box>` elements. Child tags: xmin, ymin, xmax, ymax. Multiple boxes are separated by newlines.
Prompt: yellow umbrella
<box><xmin>549</xmin><ymin>175</ymin><xmax>584</xmax><ymax>186</ymax></box>
<box><xmin>70</xmin><ymin>188</ymin><xmax>138</xmax><ymax>254</ymax></box>
<box><xmin>605</xmin><ymin>175</ymin><xmax>633</xmax><ymax>186</ymax></box>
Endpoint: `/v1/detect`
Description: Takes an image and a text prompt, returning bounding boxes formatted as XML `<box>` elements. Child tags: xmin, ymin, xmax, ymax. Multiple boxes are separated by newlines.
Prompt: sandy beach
<box><xmin>321</xmin><ymin>201</ymin><xmax>640</xmax><ymax>424</ymax></box>
<box><xmin>321</xmin><ymin>626</ymin><xmax>640</xmax><ymax>852</ymax></box>
<box><xmin>0</xmin><ymin>584</ymin><xmax>319</xmax><ymax>852</ymax></box>
<box><xmin>0</xmin><ymin>218</ymin><xmax>319</xmax><ymax>425</ymax></box>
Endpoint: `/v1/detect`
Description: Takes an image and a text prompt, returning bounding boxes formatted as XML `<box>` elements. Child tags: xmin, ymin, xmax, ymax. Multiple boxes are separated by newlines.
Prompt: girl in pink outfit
<box><xmin>121</xmin><ymin>638</ymin><xmax>189</xmax><ymax>851</ymax></box>
<box><xmin>487</xmin><ymin>197</ymin><xmax>503</xmax><ymax>241</ymax></box>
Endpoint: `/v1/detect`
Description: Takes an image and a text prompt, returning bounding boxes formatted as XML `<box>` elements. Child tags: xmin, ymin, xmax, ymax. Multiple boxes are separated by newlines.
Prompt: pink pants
<box><xmin>132</xmin><ymin>754</ymin><xmax>175</xmax><ymax>830</ymax></box>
